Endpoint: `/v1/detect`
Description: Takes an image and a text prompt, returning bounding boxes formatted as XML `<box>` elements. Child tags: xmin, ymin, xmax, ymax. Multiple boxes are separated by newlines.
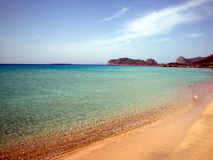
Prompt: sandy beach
<box><xmin>167</xmin><ymin>101</ymin><xmax>213</xmax><ymax>160</ymax></box>
<box><xmin>52</xmin><ymin>82</ymin><xmax>213</xmax><ymax>160</ymax></box>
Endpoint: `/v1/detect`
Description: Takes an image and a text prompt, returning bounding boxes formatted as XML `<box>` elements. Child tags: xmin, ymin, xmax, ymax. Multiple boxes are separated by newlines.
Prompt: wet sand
<box><xmin>52</xmin><ymin>82</ymin><xmax>213</xmax><ymax>160</ymax></box>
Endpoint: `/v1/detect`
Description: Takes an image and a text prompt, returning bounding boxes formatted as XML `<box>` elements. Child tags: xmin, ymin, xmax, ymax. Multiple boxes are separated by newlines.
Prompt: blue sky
<box><xmin>0</xmin><ymin>0</ymin><xmax>212</xmax><ymax>64</ymax></box>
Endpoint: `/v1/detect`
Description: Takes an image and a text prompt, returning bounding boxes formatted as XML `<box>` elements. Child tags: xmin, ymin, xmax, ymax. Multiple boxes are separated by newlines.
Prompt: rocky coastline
<box><xmin>108</xmin><ymin>54</ymin><xmax>213</xmax><ymax>68</ymax></box>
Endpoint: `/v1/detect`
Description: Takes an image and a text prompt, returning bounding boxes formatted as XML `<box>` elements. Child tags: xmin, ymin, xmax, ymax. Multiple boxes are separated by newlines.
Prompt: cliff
<box><xmin>108</xmin><ymin>58</ymin><xmax>158</xmax><ymax>66</ymax></box>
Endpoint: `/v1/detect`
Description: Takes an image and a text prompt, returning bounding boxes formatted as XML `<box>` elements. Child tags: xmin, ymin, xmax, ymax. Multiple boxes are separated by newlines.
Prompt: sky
<box><xmin>0</xmin><ymin>0</ymin><xmax>213</xmax><ymax>64</ymax></box>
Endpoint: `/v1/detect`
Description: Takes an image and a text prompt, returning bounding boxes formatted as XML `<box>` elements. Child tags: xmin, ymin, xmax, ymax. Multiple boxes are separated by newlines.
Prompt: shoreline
<box><xmin>52</xmin><ymin>81</ymin><xmax>213</xmax><ymax>160</ymax></box>
<box><xmin>1</xmin><ymin>80</ymin><xmax>212</xmax><ymax>159</ymax></box>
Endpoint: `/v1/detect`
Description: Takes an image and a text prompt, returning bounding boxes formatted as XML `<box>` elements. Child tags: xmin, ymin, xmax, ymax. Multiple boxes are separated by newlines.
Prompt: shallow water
<box><xmin>0</xmin><ymin>65</ymin><xmax>212</xmax><ymax>159</ymax></box>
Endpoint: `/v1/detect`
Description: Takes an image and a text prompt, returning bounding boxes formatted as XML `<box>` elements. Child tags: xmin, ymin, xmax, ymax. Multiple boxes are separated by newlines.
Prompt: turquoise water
<box><xmin>0</xmin><ymin>65</ymin><xmax>212</xmax><ymax>159</ymax></box>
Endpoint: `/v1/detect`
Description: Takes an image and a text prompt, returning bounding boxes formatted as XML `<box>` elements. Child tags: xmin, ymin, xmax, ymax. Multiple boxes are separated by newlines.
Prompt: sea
<box><xmin>0</xmin><ymin>64</ymin><xmax>212</xmax><ymax>159</ymax></box>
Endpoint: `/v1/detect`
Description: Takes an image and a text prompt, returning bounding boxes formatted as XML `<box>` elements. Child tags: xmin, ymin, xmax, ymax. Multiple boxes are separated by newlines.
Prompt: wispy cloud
<box><xmin>156</xmin><ymin>38</ymin><xmax>173</xmax><ymax>42</ymax></box>
<box><xmin>186</xmin><ymin>33</ymin><xmax>205</xmax><ymax>38</ymax></box>
<box><xmin>97</xmin><ymin>7</ymin><xmax>129</xmax><ymax>23</ymax></box>
<box><xmin>94</xmin><ymin>0</ymin><xmax>210</xmax><ymax>45</ymax></box>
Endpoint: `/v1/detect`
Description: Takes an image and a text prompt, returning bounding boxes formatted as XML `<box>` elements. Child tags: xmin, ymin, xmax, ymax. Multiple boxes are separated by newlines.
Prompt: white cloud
<box><xmin>186</xmin><ymin>33</ymin><xmax>205</xmax><ymax>38</ymax></box>
<box><xmin>97</xmin><ymin>7</ymin><xmax>129</xmax><ymax>23</ymax></box>
<box><xmin>94</xmin><ymin>0</ymin><xmax>210</xmax><ymax>45</ymax></box>
<box><xmin>156</xmin><ymin>38</ymin><xmax>173</xmax><ymax>42</ymax></box>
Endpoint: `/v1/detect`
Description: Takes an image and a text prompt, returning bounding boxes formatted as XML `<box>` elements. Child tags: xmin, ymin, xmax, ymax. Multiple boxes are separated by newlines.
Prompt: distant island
<box><xmin>108</xmin><ymin>54</ymin><xmax>213</xmax><ymax>68</ymax></box>
<box><xmin>50</xmin><ymin>63</ymin><xmax>72</xmax><ymax>65</ymax></box>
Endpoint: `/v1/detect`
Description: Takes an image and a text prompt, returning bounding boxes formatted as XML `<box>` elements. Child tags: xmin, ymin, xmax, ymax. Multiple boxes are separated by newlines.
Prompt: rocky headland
<box><xmin>176</xmin><ymin>56</ymin><xmax>203</xmax><ymax>64</ymax></box>
<box><xmin>160</xmin><ymin>54</ymin><xmax>213</xmax><ymax>68</ymax></box>
<box><xmin>108</xmin><ymin>58</ymin><xmax>158</xmax><ymax>66</ymax></box>
<box><xmin>108</xmin><ymin>54</ymin><xmax>213</xmax><ymax>68</ymax></box>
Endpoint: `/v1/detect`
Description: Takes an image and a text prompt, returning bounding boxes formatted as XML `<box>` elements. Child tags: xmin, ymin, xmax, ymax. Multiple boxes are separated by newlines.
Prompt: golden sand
<box><xmin>167</xmin><ymin>101</ymin><xmax>213</xmax><ymax>160</ymax></box>
<box><xmin>52</xmin><ymin>83</ymin><xmax>213</xmax><ymax>160</ymax></box>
